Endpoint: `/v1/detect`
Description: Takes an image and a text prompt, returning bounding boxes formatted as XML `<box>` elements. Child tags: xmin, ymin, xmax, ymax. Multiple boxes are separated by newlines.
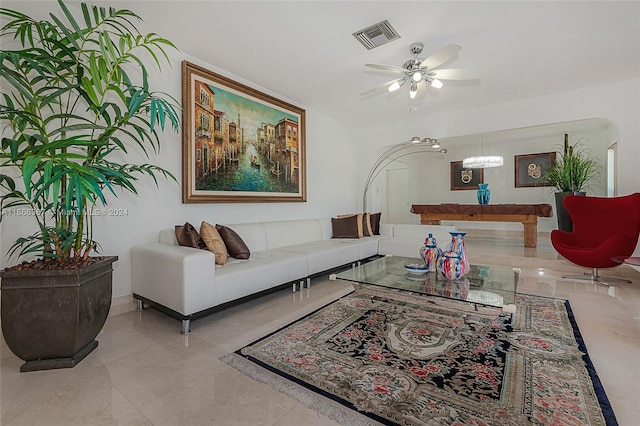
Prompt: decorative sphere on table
<box><xmin>419</xmin><ymin>233</ymin><xmax>442</xmax><ymax>272</ymax></box>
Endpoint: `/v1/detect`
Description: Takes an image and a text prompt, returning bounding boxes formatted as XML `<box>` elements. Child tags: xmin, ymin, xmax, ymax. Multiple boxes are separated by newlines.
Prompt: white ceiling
<box><xmin>6</xmin><ymin>1</ymin><xmax>640</xmax><ymax>130</ymax></box>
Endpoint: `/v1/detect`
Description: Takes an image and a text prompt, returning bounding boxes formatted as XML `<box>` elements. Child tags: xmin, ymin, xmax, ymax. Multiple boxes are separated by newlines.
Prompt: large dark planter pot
<box><xmin>0</xmin><ymin>256</ymin><xmax>117</xmax><ymax>372</ymax></box>
<box><xmin>554</xmin><ymin>192</ymin><xmax>586</xmax><ymax>232</ymax></box>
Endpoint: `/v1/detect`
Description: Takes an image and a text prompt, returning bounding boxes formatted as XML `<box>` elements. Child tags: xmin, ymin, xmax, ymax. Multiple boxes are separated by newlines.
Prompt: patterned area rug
<box><xmin>222</xmin><ymin>290</ymin><xmax>617</xmax><ymax>425</ymax></box>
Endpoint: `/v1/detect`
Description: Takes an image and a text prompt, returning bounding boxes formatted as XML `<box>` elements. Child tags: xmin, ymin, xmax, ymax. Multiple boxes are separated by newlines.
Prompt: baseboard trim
<box><xmin>109</xmin><ymin>294</ymin><xmax>137</xmax><ymax>317</ymax></box>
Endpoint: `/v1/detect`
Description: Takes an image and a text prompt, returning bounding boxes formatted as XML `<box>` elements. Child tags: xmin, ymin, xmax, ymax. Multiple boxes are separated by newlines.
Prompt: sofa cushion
<box><xmin>392</xmin><ymin>224</ymin><xmax>456</xmax><ymax>249</ymax></box>
<box><xmin>223</xmin><ymin>223</ymin><xmax>268</xmax><ymax>252</ymax></box>
<box><xmin>378</xmin><ymin>224</ymin><xmax>458</xmax><ymax>258</ymax></box>
<box><xmin>216</xmin><ymin>224</ymin><xmax>251</xmax><ymax>259</ymax></box>
<box><xmin>175</xmin><ymin>222</ymin><xmax>207</xmax><ymax>249</ymax></box>
<box><xmin>279</xmin><ymin>239</ymin><xmax>363</xmax><ymax>275</ymax></box>
<box><xmin>214</xmin><ymin>249</ymin><xmax>308</xmax><ymax>305</ymax></box>
<box><xmin>263</xmin><ymin>219</ymin><xmax>324</xmax><ymax>249</ymax></box>
<box><xmin>200</xmin><ymin>221</ymin><xmax>228</xmax><ymax>265</ymax></box>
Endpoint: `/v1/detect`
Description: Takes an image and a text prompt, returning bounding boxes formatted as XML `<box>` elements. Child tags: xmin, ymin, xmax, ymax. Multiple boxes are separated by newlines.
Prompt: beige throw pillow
<box><xmin>200</xmin><ymin>221</ymin><xmax>228</xmax><ymax>265</ymax></box>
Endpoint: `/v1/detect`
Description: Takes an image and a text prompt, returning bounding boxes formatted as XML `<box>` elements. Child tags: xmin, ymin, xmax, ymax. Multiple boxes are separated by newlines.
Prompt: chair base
<box><xmin>562</xmin><ymin>268</ymin><xmax>632</xmax><ymax>286</ymax></box>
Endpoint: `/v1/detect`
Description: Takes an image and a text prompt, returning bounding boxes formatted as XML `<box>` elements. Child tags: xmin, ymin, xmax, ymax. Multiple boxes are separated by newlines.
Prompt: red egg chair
<box><xmin>550</xmin><ymin>193</ymin><xmax>640</xmax><ymax>285</ymax></box>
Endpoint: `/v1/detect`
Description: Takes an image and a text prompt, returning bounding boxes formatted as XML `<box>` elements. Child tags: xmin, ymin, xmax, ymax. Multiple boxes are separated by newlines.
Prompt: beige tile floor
<box><xmin>2</xmin><ymin>236</ymin><xmax>639</xmax><ymax>425</ymax></box>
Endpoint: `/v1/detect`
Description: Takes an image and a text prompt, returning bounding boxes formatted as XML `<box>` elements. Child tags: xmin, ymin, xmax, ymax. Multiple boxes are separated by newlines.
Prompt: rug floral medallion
<box><xmin>224</xmin><ymin>289</ymin><xmax>616</xmax><ymax>426</ymax></box>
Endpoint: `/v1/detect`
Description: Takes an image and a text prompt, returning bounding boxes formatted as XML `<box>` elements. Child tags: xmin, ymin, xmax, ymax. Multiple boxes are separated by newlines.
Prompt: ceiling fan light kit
<box><xmin>388</xmin><ymin>81</ymin><xmax>402</xmax><ymax>92</ymax></box>
<box><xmin>409</xmin><ymin>83</ymin><xmax>418</xmax><ymax>99</ymax></box>
<box><xmin>363</xmin><ymin>41</ymin><xmax>479</xmax><ymax>98</ymax></box>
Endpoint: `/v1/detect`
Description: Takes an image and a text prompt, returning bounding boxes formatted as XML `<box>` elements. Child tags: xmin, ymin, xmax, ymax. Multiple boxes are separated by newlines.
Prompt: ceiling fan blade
<box><xmin>360</xmin><ymin>78</ymin><xmax>401</xmax><ymax>96</ymax></box>
<box><xmin>365</xmin><ymin>63</ymin><xmax>407</xmax><ymax>74</ymax></box>
<box><xmin>429</xmin><ymin>68</ymin><xmax>480</xmax><ymax>80</ymax></box>
<box><xmin>419</xmin><ymin>43</ymin><xmax>462</xmax><ymax>70</ymax></box>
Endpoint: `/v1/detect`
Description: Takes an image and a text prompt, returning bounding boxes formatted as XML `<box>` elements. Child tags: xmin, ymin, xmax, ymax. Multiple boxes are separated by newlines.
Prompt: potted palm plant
<box><xmin>0</xmin><ymin>0</ymin><xmax>179</xmax><ymax>371</ymax></box>
<box><xmin>543</xmin><ymin>135</ymin><xmax>601</xmax><ymax>232</ymax></box>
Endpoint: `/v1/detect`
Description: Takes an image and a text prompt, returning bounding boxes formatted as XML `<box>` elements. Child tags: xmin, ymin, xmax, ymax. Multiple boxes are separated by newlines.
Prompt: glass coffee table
<box><xmin>336</xmin><ymin>255</ymin><xmax>519</xmax><ymax>312</ymax></box>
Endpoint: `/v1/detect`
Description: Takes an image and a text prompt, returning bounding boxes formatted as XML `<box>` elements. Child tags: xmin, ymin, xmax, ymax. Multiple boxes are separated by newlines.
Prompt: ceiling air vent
<box><xmin>353</xmin><ymin>20</ymin><xmax>401</xmax><ymax>50</ymax></box>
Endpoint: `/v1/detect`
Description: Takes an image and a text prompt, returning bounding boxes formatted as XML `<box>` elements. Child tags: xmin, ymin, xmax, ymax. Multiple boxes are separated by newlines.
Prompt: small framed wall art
<box><xmin>514</xmin><ymin>152</ymin><xmax>556</xmax><ymax>188</ymax></box>
<box><xmin>450</xmin><ymin>161</ymin><xmax>484</xmax><ymax>190</ymax></box>
<box><xmin>182</xmin><ymin>61</ymin><xmax>306</xmax><ymax>203</ymax></box>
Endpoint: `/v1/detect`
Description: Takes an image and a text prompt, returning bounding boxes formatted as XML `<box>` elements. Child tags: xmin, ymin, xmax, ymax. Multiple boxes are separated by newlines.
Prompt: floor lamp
<box><xmin>362</xmin><ymin>136</ymin><xmax>447</xmax><ymax>212</ymax></box>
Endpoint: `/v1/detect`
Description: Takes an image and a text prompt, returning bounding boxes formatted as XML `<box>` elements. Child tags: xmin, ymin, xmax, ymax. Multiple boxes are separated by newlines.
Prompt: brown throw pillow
<box><xmin>369</xmin><ymin>212</ymin><xmax>381</xmax><ymax>235</ymax></box>
<box><xmin>200</xmin><ymin>221</ymin><xmax>228</xmax><ymax>265</ymax></box>
<box><xmin>216</xmin><ymin>224</ymin><xmax>250</xmax><ymax>259</ymax></box>
<box><xmin>175</xmin><ymin>222</ymin><xmax>207</xmax><ymax>249</ymax></box>
<box><xmin>332</xmin><ymin>215</ymin><xmax>362</xmax><ymax>238</ymax></box>
<box><xmin>337</xmin><ymin>213</ymin><xmax>369</xmax><ymax>237</ymax></box>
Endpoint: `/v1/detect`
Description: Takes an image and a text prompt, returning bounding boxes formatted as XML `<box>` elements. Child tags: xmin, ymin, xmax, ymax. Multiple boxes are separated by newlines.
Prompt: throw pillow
<box><xmin>216</xmin><ymin>224</ymin><xmax>250</xmax><ymax>259</ymax></box>
<box><xmin>332</xmin><ymin>215</ymin><xmax>362</xmax><ymax>238</ymax></box>
<box><xmin>369</xmin><ymin>212</ymin><xmax>381</xmax><ymax>235</ymax></box>
<box><xmin>363</xmin><ymin>213</ymin><xmax>373</xmax><ymax>236</ymax></box>
<box><xmin>175</xmin><ymin>222</ymin><xmax>207</xmax><ymax>249</ymax></box>
<box><xmin>200</xmin><ymin>221</ymin><xmax>228</xmax><ymax>265</ymax></box>
<box><xmin>337</xmin><ymin>213</ymin><xmax>371</xmax><ymax>237</ymax></box>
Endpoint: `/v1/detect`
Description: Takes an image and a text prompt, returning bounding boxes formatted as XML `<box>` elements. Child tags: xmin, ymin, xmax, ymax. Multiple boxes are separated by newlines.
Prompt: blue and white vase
<box><xmin>437</xmin><ymin>232</ymin><xmax>470</xmax><ymax>280</ymax></box>
<box><xmin>477</xmin><ymin>183</ymin><xmax>490</xmax><ymax>205</ymax></box>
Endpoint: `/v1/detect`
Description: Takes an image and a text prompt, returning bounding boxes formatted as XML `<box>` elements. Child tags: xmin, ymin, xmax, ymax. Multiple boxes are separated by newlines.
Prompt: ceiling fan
<box><xmin>361</xmin><ymin>42</ymin><xmax>480</xmax><ymax>98</ymax></box>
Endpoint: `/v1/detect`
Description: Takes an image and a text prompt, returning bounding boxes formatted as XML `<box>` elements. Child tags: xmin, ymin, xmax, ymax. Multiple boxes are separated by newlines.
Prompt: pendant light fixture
<box><xmin>462</xmin><ymin>134</ymin><xmax>503</xmax><ymax>169</ymax></box>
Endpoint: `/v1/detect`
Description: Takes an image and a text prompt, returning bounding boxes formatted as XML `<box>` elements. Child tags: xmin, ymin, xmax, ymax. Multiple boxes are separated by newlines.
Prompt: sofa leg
<box><xmin>306</xmin><ymin>278</ymin><xmax>311</xmax><ymax>288</ymax></box>
<box><xmin>181</xmin><ymin>319</ymin><xmax>190</xmax><ymax>335</ymax></box>
<box><xmin>136</xmin><ymin>299</ymin><xmax>144</xmax><ymax>311</ymax></box>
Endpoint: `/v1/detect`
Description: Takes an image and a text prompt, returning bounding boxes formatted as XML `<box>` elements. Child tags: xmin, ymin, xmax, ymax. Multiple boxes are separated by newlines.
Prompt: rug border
<box><xmin>221</xmin><ymin>352</ymin><xmax>383</xmax><ymax>426</ymax></box>
<box><xmin>562</xmin><ymin>299</ymin><xmax>619</xmax><ymax>426</ymax></box>
<box><xmin>225</xmin><ymin>291</ymin><xmax>619</xmax><ymax>426</ymax></box>
<box><xmin>224</xmin><ymin>290</ymin><xmax>391</xmax><ymax>426</ymax></box>
<box><xmin>225</xmin><ymin>290</ymin><xmax>397</xmax><ymax>426</ymax></box>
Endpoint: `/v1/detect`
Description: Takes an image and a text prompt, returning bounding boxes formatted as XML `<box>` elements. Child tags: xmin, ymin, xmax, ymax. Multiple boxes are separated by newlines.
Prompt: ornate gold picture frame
<box><xmin>182</xmin><ymin>61</ymin><xmax>306</xmax><ymax>203</ymax></box>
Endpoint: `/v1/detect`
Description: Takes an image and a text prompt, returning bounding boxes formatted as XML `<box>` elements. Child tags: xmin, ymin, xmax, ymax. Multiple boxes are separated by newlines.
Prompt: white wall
<box><xmin>358</xmin><ymin>78</ymin><xmax>640</xmax><ymax>223</ymax></box>
<box><xmin>2</xmin><ymin>47</ymin><xmax>638</xmax><ymax>297</ymax></box>
<box><xmin>358</xmin><ymin>79</ymin><xmax>640</xmax><ymax>255</ymax></box>
<box><xmin>0</xmin><ymin>52</ymin><xmax>360</xmax><ymax>297</ymax></box>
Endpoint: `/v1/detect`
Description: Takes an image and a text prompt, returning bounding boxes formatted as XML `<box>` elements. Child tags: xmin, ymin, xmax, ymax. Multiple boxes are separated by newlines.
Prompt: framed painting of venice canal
<box><xmin>182</xmin><ymin>61</ymin><xmax>306</xmax><ymax>203</ymax></box>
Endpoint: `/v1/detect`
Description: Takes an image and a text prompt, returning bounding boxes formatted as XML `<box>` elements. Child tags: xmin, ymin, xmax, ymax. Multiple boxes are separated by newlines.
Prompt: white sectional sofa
<box><xmin>378</xmin><ymin>223</ymin><xmax>457</xmax><ymax>258</ymax></box>
<box><xmin>131</xmin><ymin>218</ymin><xmax>455</xmax><ymax>333</ymax></box>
